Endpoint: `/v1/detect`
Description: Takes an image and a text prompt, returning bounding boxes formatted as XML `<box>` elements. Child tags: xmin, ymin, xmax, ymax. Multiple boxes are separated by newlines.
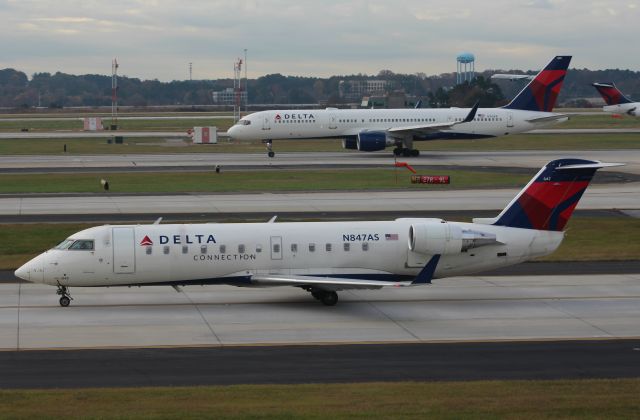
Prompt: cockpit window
<box><xmin>236</xmin><ymin>119</ymin><xmax>251</xmax><ymax>126</ymax></box>
<box><xmin>54</xmin><ymin>239</ymin><xmax>75</xmax><ymax>250</ymax></box>
<box><xmin>69</xmin><ymin>240</ymin><xmax>94</xmax><ymax>251</ymax></box>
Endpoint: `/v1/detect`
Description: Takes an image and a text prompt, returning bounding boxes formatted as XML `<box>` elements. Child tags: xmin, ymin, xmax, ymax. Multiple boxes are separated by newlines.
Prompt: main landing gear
<box><xmin>265</xmin><ymin>140</ymin><xmax>275</xmax><ymax>158</ymax></box>
<box><xmin>309</xmin><ymin>289</ymin><xmax>339</xmax><ymax>306</ymax></box>
<box><xmin>56</xmin><ymin>284</ymin><xmax>73</xmax><ymax>307</ymax></box>
<box><xmin>393</xmin><ymin>147</ymin><xmax>420</xmax><ymax>157</ymax></box>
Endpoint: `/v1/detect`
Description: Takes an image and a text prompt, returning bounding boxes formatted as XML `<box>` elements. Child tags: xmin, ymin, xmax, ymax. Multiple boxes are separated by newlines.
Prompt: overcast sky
<box><xmin>1</xmin><ymin>0</ymin><xmax>638</xmax><ymax>81</ymax></box>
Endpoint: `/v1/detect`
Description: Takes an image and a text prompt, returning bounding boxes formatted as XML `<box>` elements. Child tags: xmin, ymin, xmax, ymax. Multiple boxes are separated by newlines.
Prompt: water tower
<box><xmin>456</xmin><ymin>52</ymin><xmax>475</xmax><ymax>85</ymax></box>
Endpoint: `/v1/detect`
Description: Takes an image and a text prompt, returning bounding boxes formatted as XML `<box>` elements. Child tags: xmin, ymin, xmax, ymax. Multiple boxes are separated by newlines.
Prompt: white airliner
<box><xmin>15</xmin><ymin>158</ymin><xmax>619</xmax><ymax>307</ymax></box>
<box><xmin>592</xmin><ymin>82</ymin><xmax>640</xmax><ymax>117</ymax></box>
<box><xmin>228</xmin><ymin>56</ymin><xmax>572</xmax><ymax>157</ymax></box>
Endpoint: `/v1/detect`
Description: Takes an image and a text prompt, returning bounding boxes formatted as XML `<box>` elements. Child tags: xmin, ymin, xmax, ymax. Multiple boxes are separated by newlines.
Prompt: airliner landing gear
<box><xmin>56</xmin><ymin>285</ymin><xmax>73</xmax><ymax>307</ymax></box>
<box><xmin>265</xmin><ymin>140</ymin><xmax>275</xmax><ymax>158</ymax></box>
<box><xmin>393</xmin><ymin>147</ymin><xmax>419</xmax><ymax>157</ymax></box>
<box><xmin>309</xmin><ymin>289</ymin><xmax>339</xmax><ymax>306</ymax></box>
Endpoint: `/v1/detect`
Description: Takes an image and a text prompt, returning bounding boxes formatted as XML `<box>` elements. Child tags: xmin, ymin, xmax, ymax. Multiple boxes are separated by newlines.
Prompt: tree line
<box><xmin>0</xmin><ymin>66</ymin><xmax>638</xmax><ymax>109</ymax></box>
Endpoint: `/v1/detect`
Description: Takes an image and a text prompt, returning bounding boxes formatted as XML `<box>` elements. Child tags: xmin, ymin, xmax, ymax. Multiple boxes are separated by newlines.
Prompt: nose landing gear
<box><xmin>56</xmin><ymin>284</ymin><xmax>73</xmax><ymax>307</ymax></box>
<box><xmin>265</xmin><ymin>140</ymin><xmax>275</xmax><ymax>158</ymax></box>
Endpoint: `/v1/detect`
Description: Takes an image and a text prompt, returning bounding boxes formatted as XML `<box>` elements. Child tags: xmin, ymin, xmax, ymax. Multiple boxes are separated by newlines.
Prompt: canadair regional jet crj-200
<box><xmin>15</xmin><ymin>158</ymin><xmax>620</xmax><ymax>307</ymax></box>
<box><xmin>592</xmin><ymin>82</ymin><xmax>640</xmax><ymax>117</ymax></box>
<box><xmin>228</xmin><ymin>56</ymin><xmax>572</xmax><ymax>157</ymax></box>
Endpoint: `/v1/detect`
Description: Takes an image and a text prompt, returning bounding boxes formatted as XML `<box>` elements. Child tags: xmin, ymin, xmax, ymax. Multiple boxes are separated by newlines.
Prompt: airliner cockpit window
<box><xmin>54</xmin><ymin>239</ymin><xmax>75</xmax><ymax>250</ymax></box>
<box><xmin>69</xmin><ymin>240</ymin><xmax>94</xmax><ymax>251</ymax></box>
<box><xmin>236</xmin><ymin>119</ymin><xmax>251</xmax><ymax>126</ymax></box>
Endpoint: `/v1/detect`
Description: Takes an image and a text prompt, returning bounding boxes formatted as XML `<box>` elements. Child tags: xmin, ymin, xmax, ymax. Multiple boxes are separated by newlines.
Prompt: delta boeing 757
<box><xmin>228</xmin><ymin>56</ymin><xmax>572</xmax><ymax>157</ymax></box>
<box><xmin>15</xmin><ymin>158</ymin><xmax>619</xmax><ymax>307</ymax></box>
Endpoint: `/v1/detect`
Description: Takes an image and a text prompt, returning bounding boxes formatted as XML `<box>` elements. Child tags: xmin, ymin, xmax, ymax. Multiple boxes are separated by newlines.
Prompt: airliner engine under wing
<box><xmin>228</xmin><ymin>56</ymin><xmax>572</xmax><ymax>157</ymax></box>
<box><xmin>15</xmin><ymin>158</ymin><xmax>620</xmax><ymax>307</ymax></box>
<box><xmin>592</xmin><ymin>82</ymin><xmax>640</xmax><ymax>117</ymax></box>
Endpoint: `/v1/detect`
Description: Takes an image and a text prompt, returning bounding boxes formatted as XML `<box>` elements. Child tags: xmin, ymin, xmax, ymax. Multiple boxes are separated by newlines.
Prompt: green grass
<box><xmin>0</xmin><ymin>117</ymin><xmax>234</xmax><ymax>132</ymax></box>
<box><xmin>0</xmin><ymin>379</ymin><xmax>638</xmax><ymax>418</ymax></box>
<box><xmin>560</xmin><ymin>113</ymin><xmax>640</xmax><ymax>129</ymax></box>
<box><xmin>0</xmin><ymin>133</ymin><xmax>638</xmax><ymax>155</ymax></box>
<box><xmin>0</xmin><ymin>169</ymin><xmax>530</xmax><ymax>194</ymax></box>
<box><xmin>3</xmin><ymin>217</ymin><xmax>638</xmax><ymax>270</ymax></box>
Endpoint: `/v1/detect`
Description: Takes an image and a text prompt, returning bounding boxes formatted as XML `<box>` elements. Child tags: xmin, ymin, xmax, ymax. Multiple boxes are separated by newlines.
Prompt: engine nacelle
<box><xmin>409</xmin><ymin>222</ymin><xmax>499</xmax><ymax>255</ymax></box>
<box><xmin>627</xmin><ymin>107</ymin><xmax>639</xmax><ymax>117</ymax></box>
<box><xmin>356</xmin><ymin>131</ymin><xmax>392</xmax><ymax>152</ymax></box>
<box><xmin>409</xmin><ymin>222</ymin><xmax>463</xmax><ymax>255</ymax></box>
<box><xmin>342</xmin><ymin>137</ymin><xmax>358</xmax><ymax>150</ymax></box>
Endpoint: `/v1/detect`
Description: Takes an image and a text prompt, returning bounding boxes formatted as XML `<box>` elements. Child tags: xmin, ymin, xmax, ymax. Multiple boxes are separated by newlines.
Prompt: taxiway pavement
<box><xmin>1</xmin><ymin>274</ymin><xmax>639</xmax><ymax>351</ymax></box>
<box><xmin>1</xmin><ymin>184</ymin><xmax>638</xmax><ymax>216</ymax></box>
<box><xmin>1</xmin><ymin>150</ymin><xmax>638</xmax><ymax>174</ymax></box>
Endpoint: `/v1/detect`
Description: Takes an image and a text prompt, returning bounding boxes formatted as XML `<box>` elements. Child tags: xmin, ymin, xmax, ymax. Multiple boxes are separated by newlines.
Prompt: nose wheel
<box><xmin>265</xmin><ymin>140</ymin><xmax>275</xmax><ymax>158</ymax></box>
<box><xmin>56</xmin><ymin>285</ymin><xmax>73</xmax><ymax>307</ymax></box>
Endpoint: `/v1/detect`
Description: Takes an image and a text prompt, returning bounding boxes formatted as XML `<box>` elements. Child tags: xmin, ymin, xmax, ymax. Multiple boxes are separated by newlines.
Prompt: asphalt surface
<box><xmin>1</xmin><ymin>340</ymin><xmax>639</xmax><ymax>388</ymax></box>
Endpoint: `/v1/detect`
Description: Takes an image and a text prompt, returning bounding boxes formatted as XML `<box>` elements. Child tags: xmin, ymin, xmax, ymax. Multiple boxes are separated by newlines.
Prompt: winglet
<box><xmin>462</xmin><ymin>101</ymin><xmax>480</xmax><ymax>123</ymax></box>
<box><xmin>412</xmin><ymin>254</ymin><xmax>440</xmax><ymax>284</ymax></box>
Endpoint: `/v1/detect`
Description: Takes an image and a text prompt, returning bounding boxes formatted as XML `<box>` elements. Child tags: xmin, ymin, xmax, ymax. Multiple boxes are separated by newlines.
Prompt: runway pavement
<box><xmin>1</xmin><ymin>274</ymin><xmax>639</xmax><ymax>351</ymax></box>
<box><xmin>1</xmin><ymin>183</ymin><xmax>638</xmax><ymax>216</ymax></box>
<box><xmin>2</xmin><ymin>339</ymin><xmax>639</xmax><ymax>388</ymax></box>
<box><xmin>1</xmin><ymin>150</ymin><xmax>639</xmax><ymax>174</ymax></box>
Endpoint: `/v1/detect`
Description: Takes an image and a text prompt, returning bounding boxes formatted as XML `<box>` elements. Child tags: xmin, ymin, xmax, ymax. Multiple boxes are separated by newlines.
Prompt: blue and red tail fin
<box><xmin>502</xmin><ymin>56</ymin><xmax>572</xmax><ymax>112</ymax></box>
<box><xmin>592</xmin><ymin>82</ymin><xmax>632</xmax><ymax>105</ymax></box>
<box><xmin>485</xmin><ymin>159</ymin><xmax>621</xmax><ymax>231</ymax></box>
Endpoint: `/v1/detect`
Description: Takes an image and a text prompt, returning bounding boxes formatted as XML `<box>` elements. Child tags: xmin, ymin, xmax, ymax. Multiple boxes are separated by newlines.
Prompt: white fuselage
<box><xmin>227</xmin><ymin>108</ymin><xmax>566</xmax><ymax>142</ymax></box>
<box><xmin>603</xmin><ymin>103</ymin><xmax>640</xmax><ymax>117</ymax></box>
<box><xmin>17</xmin><ymin>219</ymin><xmax>564</xmax><ymax>288</ymax></box>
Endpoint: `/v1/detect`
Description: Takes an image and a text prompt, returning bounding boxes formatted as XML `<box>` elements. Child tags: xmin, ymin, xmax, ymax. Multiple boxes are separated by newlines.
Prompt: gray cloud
<box><xmin>0</xmin><ymin>0</ymin><xmax>638</xmax><ymax>80</ymax></box>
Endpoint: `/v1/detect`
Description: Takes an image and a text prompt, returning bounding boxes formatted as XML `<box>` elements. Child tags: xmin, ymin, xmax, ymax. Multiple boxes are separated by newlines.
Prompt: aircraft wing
<box><xmin>250</xmin><ymin>255</ymin><xmax>441</xmax><ymax>290</ymax></box>
<box><xmin>250</xmin><ymin>274</ymin><xmax>401</xmax><ymax>290</ymax></box>
<box><xmin>525</xmin><ymin>114</ymin><xmax>569</xmax><ymax>123</ymax></box>
<box><xmin>387</xmin><ymin>102</ymin><xmax>479</xmax><ymax>136</ymax></box>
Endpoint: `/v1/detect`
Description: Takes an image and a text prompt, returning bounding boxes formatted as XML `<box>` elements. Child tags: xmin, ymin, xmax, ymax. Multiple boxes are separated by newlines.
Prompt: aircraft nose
<box><xmin>227</xmin><ymin>125</ymin><xmax>239</xmax><ymax>139</ymax></box>
<box><xmin>14</xmin><ymin>262</ymin><xmax>30</xmax><ymax>282</ymax></box>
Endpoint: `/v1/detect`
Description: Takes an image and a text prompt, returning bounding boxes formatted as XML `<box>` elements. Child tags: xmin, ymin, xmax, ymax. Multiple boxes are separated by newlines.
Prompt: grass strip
<box><xmin>0</xmin><ymin>169</ymin><xmax>530</xmax><ymax>194</ymax></box>
<box><xmin>0</xmin><ymin>379</ymin><xmax>638</xmax><ymax>418</ymax></box>
<box><xmin>0</xmin><ymin>133</ymin><xmax>638</xmax><ymax>155</ymax></box>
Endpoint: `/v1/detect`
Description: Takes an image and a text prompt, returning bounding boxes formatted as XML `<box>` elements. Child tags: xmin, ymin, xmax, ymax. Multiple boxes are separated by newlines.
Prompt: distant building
<box><xmin>211</xmin><ymin>88</ymin><xmax>247</xmax><ymax>105</ymax></box>
<box><xmin>339</xmin><ymin>80</ymin><xmax>389</xmax><ymax>100</ymax></box>
<box><xmin>361</xmin><ymin>91</ymin><xmax>419</xmax><ymax>108</ymax></box>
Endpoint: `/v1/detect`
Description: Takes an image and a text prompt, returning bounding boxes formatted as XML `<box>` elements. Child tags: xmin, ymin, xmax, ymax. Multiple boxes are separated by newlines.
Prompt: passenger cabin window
<box><xmin>182</xmin><ymin>245</ymin><xmax>188</xmax><ymax>254</ymax></box>
<box><xmin>362</xmin><ymin>242</ymin><xmax>369</xmax><ymax>251</ymax></box>
<box><xmin>201</xmin><ymin>245</ymin><xmax>207</xmax><ymax>254</ymax></box>
<box><xmin>146</xmin><ymin>246</ymin><xmax>152</xmax><ymax>255</ymax></box>
<box><xmin>256</xmin><ymin>244</ymin><xmax>262</xmax><ymax>253</ymax></box>
<box><xmin>291</xmin><ymin>244</ymin><xmax>298</xmax><ymax>253</ymax></box>
<box><xmin>273</xmin><ymin>243</ymin><xmax>280</xmax><ymax>253</ymax></box>
<box><xmin>163</xmin><ymin>246</ymin><xmax>170</xmax><ymax>255</ymax></box>
<box><xmin>69</xmin><ymin>240</ymin><xmax>94</xmax><ymax>251</ymax></box>
<box><xmin>238</xmin><ymin>244</ymin><xmax>245</xmax><ymax>254</ymax></box>
<box><xmin>309</xmin><ymin>243</ymin><xmax>316</xmax><ymax>252</ymax></box>
<box><xmin>325</xmin><ymin>243</ymin><xmax>332</xmax><ymax>252</ymax></box>
<box><xmin>343</xmin><ymin>243</ymin><xmax>350</xmax><ymax>252</ymax></box>
<box><xmin>219</xmin><ymin>245</ymin><xmax>226</xmax><ymax>254</ymax></box>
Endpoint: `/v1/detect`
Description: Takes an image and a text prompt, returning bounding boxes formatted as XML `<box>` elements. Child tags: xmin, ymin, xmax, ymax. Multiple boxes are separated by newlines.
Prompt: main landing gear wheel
<box><xmin>56</xmin><ymin>284</ymin><xmax>73</xmax><ymax>307</ymax></box>
<box><xmin>320</xmin><ymin>291</ymin><xmax>338</xmax><ymax>306</ymax></box>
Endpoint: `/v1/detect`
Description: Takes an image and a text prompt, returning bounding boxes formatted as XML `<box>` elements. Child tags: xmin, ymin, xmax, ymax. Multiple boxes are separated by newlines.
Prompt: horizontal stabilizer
<box><xmin>525</xmin><ymin>114</ymin><xmax>569</xmax><ymax>123</ymax></box>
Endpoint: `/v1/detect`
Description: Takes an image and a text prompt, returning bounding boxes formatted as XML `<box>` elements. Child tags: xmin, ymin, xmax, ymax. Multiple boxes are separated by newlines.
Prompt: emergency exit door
<box><xmin>113</xmin><ymin>227</ymin><xmax>135</xmax><ymax>273</ymax></box>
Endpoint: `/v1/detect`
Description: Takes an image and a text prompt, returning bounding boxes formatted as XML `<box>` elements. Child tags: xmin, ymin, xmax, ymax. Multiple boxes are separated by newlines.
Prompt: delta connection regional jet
<box><xmin>592</xmin><ymin>82</ymin><xmax>640</xmax><ymax>117</ymax></box>
<box><xmin>15</xmin><ymin>158</ymin><xmax>621</xmax><ymax>307</ymax></box>
<box><xmin>228</xmin><ymin>56</ymin><xmax>572</xmax><ymax>157</ymax></box>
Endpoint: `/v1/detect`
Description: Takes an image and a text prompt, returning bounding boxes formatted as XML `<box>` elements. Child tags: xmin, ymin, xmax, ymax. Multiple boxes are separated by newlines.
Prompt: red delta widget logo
<box><xmin>140</xmin><ymin>234</ymin><xmax>217</xmax><ymax>246</ymax></box>
<box><xmin>274</xmin><ymin>113</ymin><xmax>315</xmax><ymax>122</ymax></box>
